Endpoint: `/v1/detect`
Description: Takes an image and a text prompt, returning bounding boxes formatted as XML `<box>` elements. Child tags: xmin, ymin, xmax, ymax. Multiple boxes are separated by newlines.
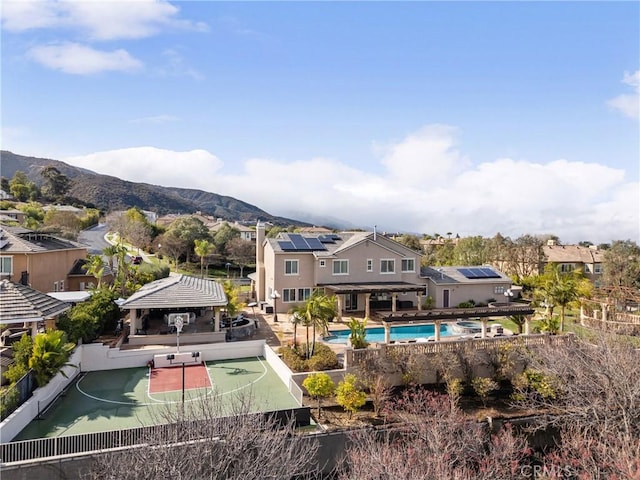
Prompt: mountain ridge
<box><xmin>0</xmin><ymin>151</ymin><xmax>307</xmax><ymax>226</ymax></box>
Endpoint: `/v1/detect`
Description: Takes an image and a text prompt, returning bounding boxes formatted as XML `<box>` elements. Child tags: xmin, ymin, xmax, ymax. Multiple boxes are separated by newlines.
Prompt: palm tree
<box><xmin>287</xmin><ymin>309</ymin><xmax>303</xmax><ymax>348</ymax></box>
<box><xmin>102</xmin><ymin>245</ymin><xmax>119</xmax><ymax>275</ymax></box>
<box><xmin>538</xmin><ymin>264</ymin><xmax>590</xmax><ymax>332</ymax></box>
<box><xmin>85</xmin><ymin>254</ymin><xmax>105</xmax><ymax>289</ymax></box>
<box><xmin>29</xmin><ymin>331</ymin><xmax>75</xmax><ymax>387</ymax></box>
<box><xmin>194</xmin><ymin>239</ymin><xmax>215</xmax><ymax>278</ymax></box>
<box><xmin>294</xmin><ymin>292</ymin><xmax>337</xmax><ymax>359</ymax></box>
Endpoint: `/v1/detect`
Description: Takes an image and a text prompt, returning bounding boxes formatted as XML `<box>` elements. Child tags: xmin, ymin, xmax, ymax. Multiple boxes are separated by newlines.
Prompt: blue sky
<box><xmin>2</xmin><ymin>1</ymin><xmax>639</xmax><ymax>243</ymax></box>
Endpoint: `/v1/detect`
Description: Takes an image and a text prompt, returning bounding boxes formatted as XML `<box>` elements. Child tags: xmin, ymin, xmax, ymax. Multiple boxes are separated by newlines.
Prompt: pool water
<box><xmin>324</xmin><ymin>324</ymin><xmax>454</xmax><ymax>344</ymax></box>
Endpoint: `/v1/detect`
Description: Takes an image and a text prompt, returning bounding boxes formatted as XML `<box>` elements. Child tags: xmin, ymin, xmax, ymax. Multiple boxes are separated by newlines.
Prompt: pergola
<box><xmin>319</xmin><ymin>282</ymin><xmax>427</xmax><ymax>320</ymax></box>
<box><xmin>380</xmin><ymin>303</ymin><xmax>536</xmax><ymax>343</ymax></box>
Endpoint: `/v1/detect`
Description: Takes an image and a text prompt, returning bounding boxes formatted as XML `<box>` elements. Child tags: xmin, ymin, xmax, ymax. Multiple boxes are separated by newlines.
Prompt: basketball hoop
<box><xmin>174</xmin><ymin>316</ymin><xmax>184</xmax><ymax>333</ymax></box>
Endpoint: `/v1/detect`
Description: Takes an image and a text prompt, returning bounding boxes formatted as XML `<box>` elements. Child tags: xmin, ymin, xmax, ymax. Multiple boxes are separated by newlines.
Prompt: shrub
<box><xmin>471</xmin><ymin>377</ymin><xmax>499</xmax><ymax>407</ymax></box>
<box><xmin>336</xmin><ymin>374</ymin><xmax>367</xmax><ymax>418</ymax></box>
<box><xmin>280</xmin><ymin>343</ymin><xmax>339</xmax><ymax>372</ymax></box>
<box><xmin>302</xmin><ymin>372</ymin><xmax>335</xmax><ymax>418</ymax></box>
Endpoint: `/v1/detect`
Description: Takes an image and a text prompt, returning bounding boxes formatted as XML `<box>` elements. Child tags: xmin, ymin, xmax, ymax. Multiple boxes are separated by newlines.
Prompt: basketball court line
<box><xmin>75</xmin><ymin>357</ymin><xmax>269</xmax><ymax>406</ymax></box>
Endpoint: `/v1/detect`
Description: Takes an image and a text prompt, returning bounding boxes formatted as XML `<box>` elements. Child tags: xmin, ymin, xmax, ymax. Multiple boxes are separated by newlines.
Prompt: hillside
<box><xmin>0</xmin><ymin>151</ymin><xmax>305</xmax><ymax>225</ymax></box>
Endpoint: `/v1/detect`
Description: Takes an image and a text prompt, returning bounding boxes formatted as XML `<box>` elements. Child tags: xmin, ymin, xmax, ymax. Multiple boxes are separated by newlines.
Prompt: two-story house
<box><xmin>541</xmin><ymin>241</ymin><xmax>604</xmax><ymax>287</ymax></box>
<box><xmin>0</xmin><ymin>226</ymin><xmax>96</xmax><ymax>293</ymax></box>
<box><xmin>255</xmin><ymin>223</ymin><xmax>427</xmax><ymax>320</ymax></box>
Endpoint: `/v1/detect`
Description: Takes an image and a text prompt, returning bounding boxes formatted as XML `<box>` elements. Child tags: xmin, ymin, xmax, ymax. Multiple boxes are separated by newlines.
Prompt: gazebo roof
<box><xmin>120</xmin><ymin>274</ymin><xmax>227</xmax><ymax>310</ymax></box>
<box><xmin>0</xmin><ymin>279</ymin><xmax>71</xmax><ymax>324</ymax></box>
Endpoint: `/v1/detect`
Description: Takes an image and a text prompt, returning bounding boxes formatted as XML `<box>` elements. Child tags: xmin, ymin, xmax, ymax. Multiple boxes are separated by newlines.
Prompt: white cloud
<box><xmin>64</xmin><ymin>147</ymin><xmax>223</xmax><ymax>188</ymax></box>
<box><xmin>62</xmin><ymin>126</ymin><xmax>640</xmax><ymax>244</ymax></box>
<box><xmin>1</xmin><ymin>0</ymin><xmax>208</xmax><ymax>40</ymax></box>
<box><xmin>607</xmin><ymin>70</ymin><xmax>639</xmax><ymax>120</ymax></box>
<box><xmin>27</xmin><ymin>42</ymin><xmax>143</xmax><ymax>74</ymax></box>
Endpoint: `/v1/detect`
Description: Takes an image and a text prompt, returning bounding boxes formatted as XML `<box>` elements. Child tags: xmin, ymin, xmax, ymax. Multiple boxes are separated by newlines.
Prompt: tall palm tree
<box><xmin>194</xmin><ymin>239</ymin><xmax>215</xmax><ymax>278</ymax></box>
<box><xmin>538</xmin><ymin>264</ymin><xmax>590</xmax><ymax>332</ymax></box>
<box><xmin>294</xmin><ymin>292</ymin><xmax>337</xmax><ymax>359</ymax></box>
<box><xmin>102</xmin><ymin>245</ymin><xmax>119</xmax><ymax>275</ymax></box>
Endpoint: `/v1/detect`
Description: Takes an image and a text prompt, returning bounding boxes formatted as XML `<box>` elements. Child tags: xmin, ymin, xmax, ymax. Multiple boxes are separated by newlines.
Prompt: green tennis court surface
<box><xmin>15</xmin><ymin>357</ymin><xmax>300</xmax><ymax>440</ymax></box>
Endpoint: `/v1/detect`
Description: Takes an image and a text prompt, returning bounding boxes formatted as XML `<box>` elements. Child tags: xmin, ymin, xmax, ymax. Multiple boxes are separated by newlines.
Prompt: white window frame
<box><xmin>60</xmin><ymin>280</ymin><xmax>65</xmax><ymax>292</ymax></box>
<box><xmin>53</xmin><ymin>281</ymin><xmax>59</xmax><ymax>292</ymax></box>
<box><xmin>594</xmin><ymin>264</ymin><xmax>602</xmax><ymax>274</ymax></box>
<box><xmin>401</xmin><ymin>258</ymin><xmax>415</xmax><ymax>273</ymax></box>
<box><xmin>319</xmin><ymin>260</ymin><xmax>326</xmax><ymax>268</ymax></box>
<box><xmin>494</xmin><ymin>285</ymin><xmax>505</xmax><ymax>294</ymax></box>
<box><xmin>284</xmin><ymin>259</ymin><xmax>299</xmax><ymax>275</ymax></box>
<box><xmin>297</xmin><ymin>288</ymin><xmax>312</xmax><ymax>302</ymax></box>
<box><xmin>0</xmin><ymin>256</ymin><xmax>12</xmax><ymax>275</ymax></box>
<box><xmin>560</xmin><ymin>263</ymin><xmax>574</xmax><ymax>273</ymax></box>
<box><xmin>584</xmin><ymin>264</ymin><xmax>591</xmax><ymax>274</ymax></box>
<box><xmin>380</xmin><ymin>259</ymin><xmax>395</xmax><ymax>274</ymax></box>
<box><xmin>366</xmin><ymin>259</ymin><xmax>373</xmax><ymax>272</ymax></box>
<box><xmin>282</xmin><ymin>288</ymin><xmax>296</xmax><ymax>303</ymax></box>
<box><xmin>333</xmin><ymin>259</ymin><xmax>349</xmax><ymax>275</ymax></box>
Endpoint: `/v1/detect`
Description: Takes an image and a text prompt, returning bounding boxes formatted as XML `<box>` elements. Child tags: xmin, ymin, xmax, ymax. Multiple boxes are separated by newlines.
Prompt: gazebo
<box><xmin>0</xmin><ymin>279</ymin><xmax>71</xmax><ymax>342</ymax></box>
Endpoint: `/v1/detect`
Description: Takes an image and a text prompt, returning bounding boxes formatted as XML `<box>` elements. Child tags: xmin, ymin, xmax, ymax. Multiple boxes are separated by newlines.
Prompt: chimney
<box><xmin>373</xmin><ymin>225</ymin><xmax>377</xmax><ymax>241</ymax></box>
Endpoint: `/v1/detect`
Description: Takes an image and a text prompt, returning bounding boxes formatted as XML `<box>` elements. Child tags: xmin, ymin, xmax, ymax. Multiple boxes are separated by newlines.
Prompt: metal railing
<box><xmin>1</xmin><ymin>370</ymin><xmax>36</xmax><ymax>421</ymax></box>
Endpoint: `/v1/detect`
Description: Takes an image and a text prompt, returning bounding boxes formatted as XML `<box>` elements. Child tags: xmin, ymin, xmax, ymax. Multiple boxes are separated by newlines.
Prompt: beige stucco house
<box><xmin>255</xmin><ymin>223</ymin><xmax>427</xmax><ymax>319</ymax></box>
<box><xmin>421</xmin><ymin>266</ymin><xmax>513</xmax><ymax>308</ymax></box>
<box><xmin>0</xmin><ymin>226</ymin><xmax>93</xmax><ymax>294</ymax></box>
<box><xmin>541</xmin><ymin>242</ymin><xmax>604</xmax><ymax>287</ymax></box>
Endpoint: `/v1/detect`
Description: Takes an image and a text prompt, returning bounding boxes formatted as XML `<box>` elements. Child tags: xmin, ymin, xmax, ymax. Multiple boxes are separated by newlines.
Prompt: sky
<box><xmin>1</xmin><ymin>0</ymin><xmax>639</xmax><ymax>244</ymax></box>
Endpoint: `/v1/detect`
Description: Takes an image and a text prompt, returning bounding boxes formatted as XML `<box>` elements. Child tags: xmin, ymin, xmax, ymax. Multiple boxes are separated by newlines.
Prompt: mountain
<box><xmin>0</xmin><ymin>151</ymin><xmax>307</xmax><ymax>226</ymax></box>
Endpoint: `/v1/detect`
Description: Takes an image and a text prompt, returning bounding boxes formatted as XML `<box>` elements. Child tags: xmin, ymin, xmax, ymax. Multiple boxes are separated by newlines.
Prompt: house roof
<box><xmin>421</xmin><ymin>266</ymin><xmax>511</xmax><ymax>285</ymax></box>
<box><xmin>542</xmin><ymin>245</ymin><xmax>604</xmax><ymax>264</ymax></box>
<box><xmin>67</xmin><ymin>258</ymin><xmax>114</xmax><ymax>277</ymax></box>
<box><xmin>0</xmin><ymin>279</ymin><xmax>71</xmax><ymax>324</ymax></box>
<box><xmin>120</xmin><ymin>274</ymin><xmax>227</xmax><ymax>310</ymax></box>
<box><xmin>0</xmin><ymin>225</ymin><xmax>87</xmax><ymax>253</ymax></box>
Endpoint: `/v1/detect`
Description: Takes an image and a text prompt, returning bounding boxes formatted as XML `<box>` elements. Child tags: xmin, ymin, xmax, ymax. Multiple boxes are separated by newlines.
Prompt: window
<box><xmin>366</xmin><ymin>259</ymin><xmax>373</xmax><ymax>272</ymax></box>
<box><xmin>401</xmin><ymin>258</ymin><xmax>415</xmax><ymax>272</ymax></box>
<box><xmin>80</xmin><ymin>282</ymin><xmax>86</xmax><ymax>290</ymax></box>
<box><xmin>584</xmin><ymin>264</ymin><xmax>591</xmax><ymax>274</ymax></box>
<box><xmin>282</xmin><ymin>288</ymin><xmax>296</xmax><ymax>303</ymax></box>
<box><xmin>319</xmin><ymin>260</ymin><xmax>326</xmax><ymax>267</ymax></box>
<box><xmin>0</xmin><ymin>256</ymin><xmax>12</xmax><ymax>275</ymax></box>
<box><xmin>494</xmin><ymin>286</ymin><xmax>505</xmax><ymax>294</ymax></box>
<box><xmin>560</xmin><ymin>263</ymin><xmax>574</xmax><ymax>273</ymax></box>
<box><xmin>60</xmin><ymin>280</ymin><xmax>65</xmax><ymax>292</ymax></box>
<box><xmin>594</xmin><ymin>264</ymin><xmax>602</xmax><ymax>274</ymax></box>
<box><xmin>333</xmin><ymin>259</ymin><xmax>348</xmax><ymax>275</ymax></box>
<box><xmin>298</xmin><ymin>288</ymin><xmax>312</xmax><ymax>301</ymax></box>
<box><xmin>284</xmin><ymin>259</ymin><xmax>298</xmax><ymax>275</ymax></box>
<box><xmin>53</xmin><ymin>281</ymin><xmax>59</xmax><ymax>292</ymax></box>
<box><xmin>380</xmin><ymin>259</ymin><xmax>395</xmax><ymax>274</ymax></box>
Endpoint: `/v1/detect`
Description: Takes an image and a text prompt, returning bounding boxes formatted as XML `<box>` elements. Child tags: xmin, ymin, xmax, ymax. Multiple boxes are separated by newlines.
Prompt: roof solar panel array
<box><xmin>458</xmin><ymin>267</ymin><xmax>501</xmax><ymax>279</ymax></box>
<box><xmin>278</xmin><ymin>234</ymin><xmax>327</xmax><ymax>251</ymax></box>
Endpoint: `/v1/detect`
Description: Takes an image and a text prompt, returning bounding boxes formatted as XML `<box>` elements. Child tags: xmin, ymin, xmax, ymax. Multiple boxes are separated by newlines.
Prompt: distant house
<box><xmin>0</xmin><ymin>209</ymin><xmax>27</xmax><ymax>225</ymax></box>
<box><xmin>541</xmin><ymin>241</ymin><xmax>604</xmax><ymax>287</ymax></box>
<box><xmin>421</xmin><ymin>266</ymin><xmax>512</xmax><ymax>308</ymax></box>
<box><xmin>210</xmin><ymin>219</ymin><xmax>256</xmax><ymax>242</ymax></box>
<box><xmin>0</xmin><ymin>226</ymin><xmax>91</xmax><ymax>293</ymax></box>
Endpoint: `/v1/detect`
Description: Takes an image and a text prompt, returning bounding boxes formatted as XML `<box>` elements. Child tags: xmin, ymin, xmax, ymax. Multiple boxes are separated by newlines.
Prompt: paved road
<box><xmin>78</xmin><ymin>223</ymin><xmax>110</xmax><ymax>255</ymax></box>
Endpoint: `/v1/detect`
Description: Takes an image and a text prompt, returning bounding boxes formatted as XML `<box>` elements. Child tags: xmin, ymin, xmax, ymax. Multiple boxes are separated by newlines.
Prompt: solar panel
<box><xmin>458</xmin><ymin>268</ymin><xmax>475</xmax><ymax>278</ymax></box>
<box><xmin>288</xmin><ymin>234</ymin><xmax>309</xmax><ymax>250</ymax></box>
<box><xmin>479</xmin><ymin>267</ymin><xmax>500</xmax><ymax>278</ymax></box>
<box><xmin>304</xmin><ymin>237</ymin><xmax>326</xmax><ymax>250</ymax></box>
<box><xmin>278</xmin><ymin>241</ymin><xmax>296</xmax><ymax>251</ymax></box>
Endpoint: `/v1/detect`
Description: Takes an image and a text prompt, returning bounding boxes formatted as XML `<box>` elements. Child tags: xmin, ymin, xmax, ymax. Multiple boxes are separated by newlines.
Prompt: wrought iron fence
<box><xmin>1</xmin><ymin>370</ymin><xmax>36</xmax><ymax>421</ymax></box>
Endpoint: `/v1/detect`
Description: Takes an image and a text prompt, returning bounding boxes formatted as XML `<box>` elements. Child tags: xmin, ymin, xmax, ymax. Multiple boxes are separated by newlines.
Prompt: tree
<box><xmin>537</xmin><ymin>264</ymin><xmax>589</xmax><ymax>332</ymax></box>
<box><xmin>335</xmin><ymin>373</ymin><xmax>367</xmax><ymax>419</ymax></box>
<box><xmin>347</xmin><ymin>317</ymin><xmax>368</xmax><ymax>349</ymax></box>
<box><xmin>85</xmin><ymin>254</ymin><xmax>105</xmax><ymax>288</ymax></box>
<box><xmin>289</xmin><ymin>292</ymin><xmax>337</xmax><ymax>359</ymax></box>
<box><xmin>194</xmin><ymin>239</ymin><xmax>215</xmax><ymax>278</ymax></box>
<box><xmin>40</xmin><ymin>165</ymin><xmax>70</xmax><ymax>200</ymax></box>
<box><xmin>18</xmin><ymin>201</ymin><xmax>45</xmax><ymax>229</ymax></box>
<box><xmin>226</xmin><ymin>237</ymin><xmax>255</xmax><ymax>277</ymax></box>
<box><xmin>2</xmin><ymin>334</ymin><xmax>33</xmax><ymax>385</ymax></box>
<box><xmin>602</xmin><ymin>240</ymin><xmax>640</xmax><ymax>291</ymax></box>
<box><xmin>29</xmin><ymin>331</ymin><xmax>75</xmax><ymax>387</ymax></box>
<box><xmin>156</xmin><ymin>232</ymin><xmax>188</xmax><ymax>271</ymax></box>
<box><xmin>84</xmin><ymin>392</ymin><xmax>321</xmax><ymax>480</ymax></box>
<box><xmin>340</xmin><ymin>387</ymin><xmax>531</xmax><ymax>479</ymax></box>
<box><xmin>167</xmin><ymin>216</ymin><xmax>211</xmax><ymax>262</ymax></box>
<box><xmin>453</xmin><ymin>235</ymin><xmax>488</xmax><ymax>265</ymax></box>
<box><xmin>395</xmin><ymin>234</ymin><xmax>422</xmax><ymax>252</ymax></box>
<box><xmin>471</xmin><ymin>377</ymin><xmax>499</xmax><ymax>407</ymax></box>
<box><xmin>302</xmin><ymin>372</ymin><xmax>335</xmax><ymax>418</ymax></box>
<box><xmin>512</xmin><ymin>335</ymin><xmax>640</xmax><ymax>479</ymax></box>
<box><xmin>213</xmin><ymin>222</ymin><xmax>239</xmax><ymax>255</ymax></box>
<box><xmin>9</xmin><ymin>171</ymin><xmax>38</xmax><ymax>201</ymax></box>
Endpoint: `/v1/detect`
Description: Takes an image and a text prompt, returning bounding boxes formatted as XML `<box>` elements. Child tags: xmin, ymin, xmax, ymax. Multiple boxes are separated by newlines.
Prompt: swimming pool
<box><xmin>324</xmin><ymin>323</ymin><xmax>454</xmax><ymax>344</ymax></box>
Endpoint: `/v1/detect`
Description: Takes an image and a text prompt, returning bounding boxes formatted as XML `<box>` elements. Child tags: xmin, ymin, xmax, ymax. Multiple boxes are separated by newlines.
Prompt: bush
<box><xmin>280</xmin><ymin>343</ymin><xmax>339</xmax><ymax>372</ymax></box>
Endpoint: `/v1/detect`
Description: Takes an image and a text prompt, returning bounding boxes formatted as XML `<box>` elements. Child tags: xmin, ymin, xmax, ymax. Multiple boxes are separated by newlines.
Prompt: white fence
<box><xmin>263</xmin><ymin>346</ymin><xmax>305</xmax><ymax>405</ymax></box>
